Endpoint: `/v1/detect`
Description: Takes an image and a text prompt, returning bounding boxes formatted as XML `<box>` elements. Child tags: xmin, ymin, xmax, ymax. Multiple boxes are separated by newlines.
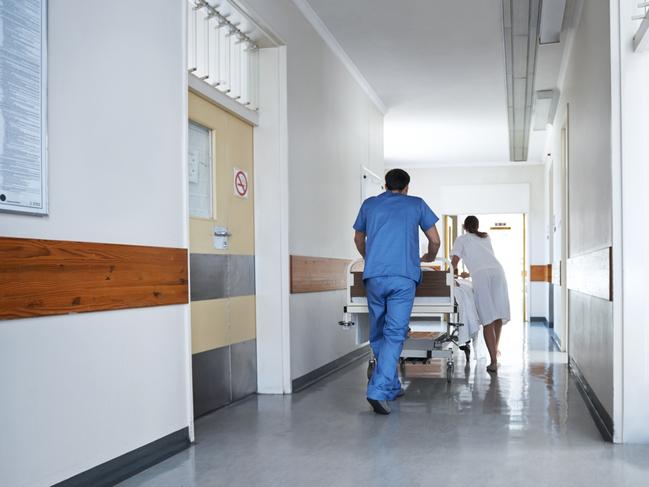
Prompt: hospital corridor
<box><xmin>1</xmin><ymin>1</ymin><xmax>649</xmax><ymax>486</ymax></box>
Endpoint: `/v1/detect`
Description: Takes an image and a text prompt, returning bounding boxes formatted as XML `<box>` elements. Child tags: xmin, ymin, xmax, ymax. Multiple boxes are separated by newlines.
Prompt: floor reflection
<box><xmin>120</xmin><ymin>322</ymin><xmax>649</xmax><ymax>487</ymax></box>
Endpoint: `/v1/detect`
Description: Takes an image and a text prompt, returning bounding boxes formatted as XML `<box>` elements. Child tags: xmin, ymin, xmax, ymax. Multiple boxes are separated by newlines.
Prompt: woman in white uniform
<box><xmin>451</xmin><ymin>216</ymin><xmax>510</xmax><ymax>372</ymax></box>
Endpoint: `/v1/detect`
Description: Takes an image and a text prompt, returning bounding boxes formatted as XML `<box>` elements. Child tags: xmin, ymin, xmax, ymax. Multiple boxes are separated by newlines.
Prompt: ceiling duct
<box><xmin>502</xmin><ymin>0</ymin><xmax>541</xmax><ymax>161</ymax></box>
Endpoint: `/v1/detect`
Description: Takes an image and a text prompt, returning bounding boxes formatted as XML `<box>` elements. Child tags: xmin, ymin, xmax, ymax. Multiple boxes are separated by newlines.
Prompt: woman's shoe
<box><xmin>486</xmin><ymin>364</ymin><xmax>498</xmax><ymax>373</ymax></box>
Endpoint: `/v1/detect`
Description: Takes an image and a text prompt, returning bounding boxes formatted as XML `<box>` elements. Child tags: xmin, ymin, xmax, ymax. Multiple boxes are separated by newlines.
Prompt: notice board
<box><xmin>0</xmin><ymin>0</ymin><xmax>48</xmax><ymax>215</ymax></box>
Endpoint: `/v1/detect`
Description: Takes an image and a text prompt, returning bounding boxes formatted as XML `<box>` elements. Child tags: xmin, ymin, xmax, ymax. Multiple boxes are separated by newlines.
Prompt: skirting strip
<box><xmin>569</xmin><ymin>358</ymin><xmax>613</xmax><ymax>442</ymax></box>
<box><xmin>54</xmin><ymin>427</ymin><xmax>190</xmax><ymax>487</ymax></box>
<box><xmin>292</xmin><ymin>344</ymin><xmax>370</xmax><ymax>392</ymax></box>
<box><xmin>530</xmin><ymin>317</ymin><xmax>561</xmax><ymax>350</ymax></box>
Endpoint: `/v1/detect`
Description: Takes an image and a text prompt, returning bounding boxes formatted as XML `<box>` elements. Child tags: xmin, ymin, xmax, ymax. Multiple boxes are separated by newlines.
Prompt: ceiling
<box><xmin>306</xmin><ymin>0</ymin><xmax>565</xmax><ymax>167</ymax></box>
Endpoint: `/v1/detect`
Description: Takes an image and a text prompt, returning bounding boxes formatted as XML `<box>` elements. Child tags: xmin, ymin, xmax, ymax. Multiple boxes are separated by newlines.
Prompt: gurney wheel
<box><xmin>446</xmin><ymin>362</ymin><xmax>454</xmax><ymax>383</ymax></box>
<box><xmin>367</xmin><ymin>358</ymin><xmax>376</xmax><ymax>380</ymax></box>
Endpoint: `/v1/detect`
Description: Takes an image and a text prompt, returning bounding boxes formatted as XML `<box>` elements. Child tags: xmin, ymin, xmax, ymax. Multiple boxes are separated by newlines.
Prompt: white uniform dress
<box><xmin>451</xmin><ymin>233</ymin><xmax>510</xmax><ymax>326</ymax></box>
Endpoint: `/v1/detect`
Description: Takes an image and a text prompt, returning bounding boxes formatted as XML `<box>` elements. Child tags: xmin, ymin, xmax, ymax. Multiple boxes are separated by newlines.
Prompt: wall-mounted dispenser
<box><xmin>213</xmin><ymin>226</ymin><xmax>231</xmax><ymax>250</ymax></box>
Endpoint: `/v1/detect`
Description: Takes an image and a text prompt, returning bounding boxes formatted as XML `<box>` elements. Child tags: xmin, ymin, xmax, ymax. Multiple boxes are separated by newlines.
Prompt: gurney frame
<box><xmin>339</xmin><ymin>259</ymin><xmax>464</xmax><ymax>383</ymax></box>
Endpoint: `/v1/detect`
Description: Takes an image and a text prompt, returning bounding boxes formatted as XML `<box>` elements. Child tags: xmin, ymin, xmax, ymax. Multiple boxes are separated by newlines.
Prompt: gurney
<box><xmin>339</xmin><ymin>259</ymin><xmax>467</xmax><ymax>383</ymax></box>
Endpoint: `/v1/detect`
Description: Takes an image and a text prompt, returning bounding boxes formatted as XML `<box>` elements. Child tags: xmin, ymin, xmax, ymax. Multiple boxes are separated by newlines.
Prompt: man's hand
<box><xmin>354</xmin><ymin>231</ymin><xmax>366</xmax><ymax>258</ymax></box>
<box><xmin>422</xmin><ymin>225</ymin><xmax>441</xmax><ymax>263</ymax></box>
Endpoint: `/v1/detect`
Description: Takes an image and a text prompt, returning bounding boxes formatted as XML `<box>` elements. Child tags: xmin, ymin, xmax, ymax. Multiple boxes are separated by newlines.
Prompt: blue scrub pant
<box><xmin>366</xmin><ymin>276</ymin><xmax>416</xmax><ymax>401</ymax></box>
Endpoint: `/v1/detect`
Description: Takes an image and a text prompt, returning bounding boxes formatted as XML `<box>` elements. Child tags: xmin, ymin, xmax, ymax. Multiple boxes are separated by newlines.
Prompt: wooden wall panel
<box><xmin>290</xmin><ymin>255</ymin><xmax>351</xmax><ymax>293</ymax></box>
<box><xmin>350</xmin><ymin>270</ymin><xmax>450</xmax><ymax>298</ymax></box>
<box><xmin>0</xmin><ymin>237</ymin><xmax>188</xmax><ymax>320</ymax></box>
<box><xmin>530</xmin><ymin>264</ymin><xmax>552</xmax><ymax>282</ymax></box>
<box><xmin>567</xmin><ymin>247</ymin><xmax>612</xmax><ymax>301</ymax></box>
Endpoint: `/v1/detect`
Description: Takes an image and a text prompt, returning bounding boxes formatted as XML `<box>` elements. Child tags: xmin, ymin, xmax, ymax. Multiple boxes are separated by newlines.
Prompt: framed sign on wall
<box><xmin>0</xmin><ymin>0</ymin><xmax>48</xmax><ymax>215</ymax></box>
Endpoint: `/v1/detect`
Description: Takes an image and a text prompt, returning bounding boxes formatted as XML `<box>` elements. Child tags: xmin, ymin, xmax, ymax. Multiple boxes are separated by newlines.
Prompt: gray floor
<box><xmin>120</xmin><ymin>323</ymin><xmax>649</xmax><ymax>487</ymax></box>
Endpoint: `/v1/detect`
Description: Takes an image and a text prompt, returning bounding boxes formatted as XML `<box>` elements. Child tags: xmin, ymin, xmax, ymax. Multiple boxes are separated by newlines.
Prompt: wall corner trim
<box><xmin>53</xmin><ymin>427</ymin><xmax>190</xmax><ymax>487</ymax></box>
<box><xmin>290</xmin><ymin>0</ymin><xmax>386</xmax><ymax>114</ymax></box>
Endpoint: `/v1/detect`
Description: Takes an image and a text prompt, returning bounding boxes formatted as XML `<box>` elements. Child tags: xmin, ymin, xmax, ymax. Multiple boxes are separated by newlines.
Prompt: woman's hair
<box><xmin>463</xmin><ymin>215</ymin><xmax>488</xmax><ymax>238</ymax></box>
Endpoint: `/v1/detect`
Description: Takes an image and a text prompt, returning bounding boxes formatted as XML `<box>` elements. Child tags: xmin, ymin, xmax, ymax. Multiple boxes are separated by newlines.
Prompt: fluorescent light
<box><xmin>533</xmin><ymin>97</ymin><xmax>552</xmax><ymax>130</ymax></box>
<box><xmin>539</xmin><ymin>0</ymin><xmax>566</xmax><ymax>45</ymax></box>
<box><xmin>533</xmin><ymin>90</ymin><xmax>559</xmax><ymax>130</ymax></box>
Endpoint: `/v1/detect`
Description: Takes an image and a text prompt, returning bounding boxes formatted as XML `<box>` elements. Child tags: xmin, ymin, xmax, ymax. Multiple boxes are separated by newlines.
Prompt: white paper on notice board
<box><xmin>0</xmin><ymin>0</ymin><xmax>48</xmax><ymax>215</ymax></box>
<box><xmin>188</xmin><ymin>121</ymin><xmax>213</xmax><ymax>219</ymax></box>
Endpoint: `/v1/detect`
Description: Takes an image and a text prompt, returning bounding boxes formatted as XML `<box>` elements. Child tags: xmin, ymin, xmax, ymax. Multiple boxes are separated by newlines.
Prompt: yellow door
<box><xmin>188</xmin><ymin>91</ymin><xmax>256</xmax><ymax>417</ymax></box>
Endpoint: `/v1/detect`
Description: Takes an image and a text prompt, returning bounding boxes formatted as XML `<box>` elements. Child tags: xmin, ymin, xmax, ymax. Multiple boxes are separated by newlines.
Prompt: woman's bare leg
<box><xmin>494</xmin><ymin>319</ymin><xmax>503</xmax><ymax>355</ymax></box>
<box><xmin>483</xmin><ymin>323</ymin><xmax>498</xmax><ymax>371</ymax></box>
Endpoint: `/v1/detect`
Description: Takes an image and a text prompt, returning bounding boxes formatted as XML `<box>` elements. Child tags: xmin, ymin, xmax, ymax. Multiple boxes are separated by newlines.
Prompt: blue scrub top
<box><xmin>353</xmin><ymin>191</ymin><xmax>439</xmax><ymax>283</ymax></box>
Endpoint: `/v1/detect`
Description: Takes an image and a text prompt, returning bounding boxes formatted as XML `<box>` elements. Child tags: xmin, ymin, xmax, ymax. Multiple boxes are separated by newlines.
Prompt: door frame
<box><xmin>455</xmin><ymin>212</ymin><xmax>528</xmax><ymax>322</ymax></box>
<box><xmin>560</xmin><ymin>106</ymin><xmax>570</xmax><ymax>355</ymax></box>
<box><xmin>185</xmin><ymin>46</ymin><xmax>291</xmax><ymax>397</ymax></box>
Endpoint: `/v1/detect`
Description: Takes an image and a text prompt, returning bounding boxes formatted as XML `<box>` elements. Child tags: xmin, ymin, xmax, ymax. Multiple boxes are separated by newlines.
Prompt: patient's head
<box><xmin>385</xmin><ymin>169</ymin><xmax>410</xmax><ymax>194</ymax></box>
<box><xmin>464</xmin><ymin>216</ymin><xmax>488</xmax><ymax>238</ymax></box>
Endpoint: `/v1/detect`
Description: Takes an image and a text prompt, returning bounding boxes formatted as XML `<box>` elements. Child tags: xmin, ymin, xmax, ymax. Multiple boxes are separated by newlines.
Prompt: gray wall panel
<box><xmin>190</xmin><ymin>254</ymin><xmax>255</xmax><ymax>301</ymax></box>
<box><xmin>228</xmin><ymin>255</ymin><xmax>256</xmax><ymax>297</ymax></box>
<box><xmin>569</xmin><ymin>290</ymin><xmax>614</xmax><ymax>416</ymax></box>
<box><xmin>192</xmin><ymin>346</ymin><xmax>231</xmax><ymax>417</ymax></box>
<box><xmin>558</xmin><ymin>0</ymin><xmax>614</xmax><ymax>425</ymax></box>
<box><xmin>231</xmin><ymin>339</ymin><xmax>257</xmax><ymax>401</ymax></box>
<box><xmin>190</xmin><ymin>254</ymin><xmax>228</xmax><ymax>301</ymax></box>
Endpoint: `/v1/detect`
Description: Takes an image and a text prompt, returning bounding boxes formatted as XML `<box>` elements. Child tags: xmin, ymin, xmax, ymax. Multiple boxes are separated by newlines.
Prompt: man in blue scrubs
<box><xmin>353</xmin><ymin>169</ymin><xmax>440</xmax><ymax>415</ymax></box>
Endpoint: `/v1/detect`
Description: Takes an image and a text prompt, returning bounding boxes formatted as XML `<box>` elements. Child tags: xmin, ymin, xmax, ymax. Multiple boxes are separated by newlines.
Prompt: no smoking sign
<box><xmin>233</xmin><ymin>168</ymin><xmax>249</xmax><ymax>199</ymax></box>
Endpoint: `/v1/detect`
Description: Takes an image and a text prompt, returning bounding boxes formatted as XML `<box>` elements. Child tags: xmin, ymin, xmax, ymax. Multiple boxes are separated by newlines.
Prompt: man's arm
<box><xmin>354</xmin><ymin>231</ymin><xmax>366</xmax><ymax>258</ymax></box>
<box><xmin>420</xmin><ymin>226</ymin><xmax>441</xmax><ymax>262</ymax></box>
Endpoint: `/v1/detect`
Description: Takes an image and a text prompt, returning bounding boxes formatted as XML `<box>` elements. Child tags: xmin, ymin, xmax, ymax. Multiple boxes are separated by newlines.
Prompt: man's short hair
<box><xmin>385</xmin><ymin>169</ymin><xmax>410</xmax><ymax>191</ymax></box>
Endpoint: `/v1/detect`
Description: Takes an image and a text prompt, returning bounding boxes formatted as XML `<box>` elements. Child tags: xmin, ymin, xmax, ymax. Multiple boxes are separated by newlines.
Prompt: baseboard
<box><xmin>530</xmin><ymin>316</ymin><xmax>553</xmax><ymax>328</ymax></box>
<box><xmin>530</xmin><ymin>316</ymin><xmax>561</xmax><ymax>350</ymax></box>
<box><xmin>569</xmin><ymin>358</ymin><xmax>614</xmax><ymax>442</ymax></box>
<box><xmin>292</xmin><ymin>345</ymin><xmax>370</xmax><ymax>392</ymax></box>
<box><xmin>54</xmin><ymin>427</ymin><xmax>190</xmax><ymax>487</ymax></box>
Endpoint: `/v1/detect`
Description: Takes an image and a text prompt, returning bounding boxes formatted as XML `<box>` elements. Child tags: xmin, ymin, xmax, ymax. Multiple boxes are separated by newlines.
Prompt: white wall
<box><xmin>254</xmin><ymin>46</ymin><xmax>292</xmax><ymax>394</ymax></box>
<box><xmin>617</xmin><ymin>0</ymin><xmax>649</xmax><ymax>444</ymax></box>
<box><xmin>546</xmin><ymin>0</ymin><xmax>615</xmax><ymax>419</ymax></box>
<box><xmin>241</xmin><ymin>0</ymin><xmax>384</xmax><ymax>381</ymax></box>
<box><xmin>0</xmin><ymin>1</ymin><xmax>190</xmax><ymax>485</ymax></box>
<box><xmin>407</xmin><ymin>164</ymin><xmax>547</xmax><ymax>319</ymax></box>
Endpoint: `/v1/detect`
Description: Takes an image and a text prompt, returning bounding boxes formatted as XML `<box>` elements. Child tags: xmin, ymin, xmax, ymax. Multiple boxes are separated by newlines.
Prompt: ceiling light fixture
<box><xmin>502</xmin><ymin>0</ymin><xmax>541</xmax><ymax>161</ymax></box>
<box><xmin>532</xmin><ymin>89</ymin><xmax>559</xmax><ymax>130</ymax></box>
<box><xmin>539</xmin><ymin>0</ymin><xmax>567</xmax><ymax>44</ymax></box>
